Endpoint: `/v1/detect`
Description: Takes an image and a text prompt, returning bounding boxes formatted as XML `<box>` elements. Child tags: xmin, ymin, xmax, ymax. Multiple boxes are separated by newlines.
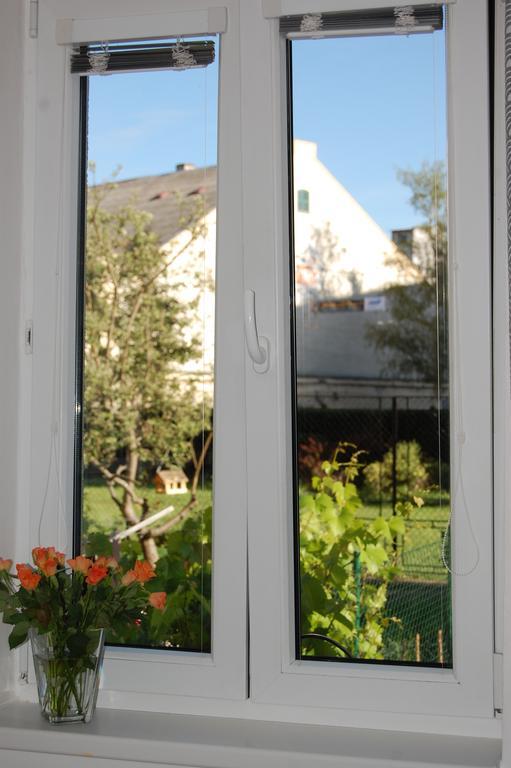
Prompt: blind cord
<box><xmin>37</xmin><ymin>46</ymin><xmax>68</xmax><ymax>552</ymax></box>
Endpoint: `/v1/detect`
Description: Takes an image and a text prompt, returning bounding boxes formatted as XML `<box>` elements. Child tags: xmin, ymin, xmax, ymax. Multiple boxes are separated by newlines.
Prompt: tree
<box><xmin>297</xmin><ymin>221</ymin><xmax>350</xmax><ymax>300</ymax></box>
<box><xmin>365</xmin><ymin>162</ymin><xmax>448</xmax><ymax>383</ymax></box>
<box><xmin>83</xmin><ymin>180</ymin><xmax>211</xmax><ymax>564</ymax></box>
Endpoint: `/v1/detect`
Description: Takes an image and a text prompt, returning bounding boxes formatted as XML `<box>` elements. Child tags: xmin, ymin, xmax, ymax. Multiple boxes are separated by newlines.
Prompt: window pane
<box><xmin>289</xmin><ymin>28</ymin><xmax>451</xmax><ymax>666</ymax></box>
<box><xmin>76</xmin><ymin>38</ymin><xmax>218</xmax><ymax>652</ymax></box>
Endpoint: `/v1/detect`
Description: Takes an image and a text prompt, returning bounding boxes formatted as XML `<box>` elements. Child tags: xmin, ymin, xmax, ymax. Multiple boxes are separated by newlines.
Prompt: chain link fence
<box><xmin>297</xmin><ymin>393</ymin><xmax>452</xmax><ymax>665</ymax></box>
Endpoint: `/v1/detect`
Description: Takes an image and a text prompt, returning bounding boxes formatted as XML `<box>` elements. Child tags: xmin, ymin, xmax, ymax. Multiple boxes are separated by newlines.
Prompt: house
<box><xmin>292</xmin><ymin>139</ymin><xmax>407</xmax><ymax>304</ymax></box>
<box><xmin>93</xmin><ymin>140</ymin><xmax>410</xmax><ymax>402</ymax></box>
<box><xmin>0</xmin><ymin>1</ymin><xmax>508</xmax><ymax>767</ymax></box>
<box><xmin>154</xmin><ymin>467</ymin><xmax>189</xmax><ymax>495</ymax></box>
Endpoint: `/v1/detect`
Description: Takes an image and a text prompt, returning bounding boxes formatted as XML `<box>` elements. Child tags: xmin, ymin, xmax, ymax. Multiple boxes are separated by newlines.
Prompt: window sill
<box><xmin>0</xmin><ymin>700</ymin><xmax>502</xmax><ymax>768</ymax></box>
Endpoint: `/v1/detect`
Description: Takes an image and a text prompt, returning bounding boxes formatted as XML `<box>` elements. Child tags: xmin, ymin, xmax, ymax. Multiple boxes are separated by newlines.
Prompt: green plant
<box><xmin>363</xmin><ymin>440</ymin><xmax>429</xmax><ymax>499</ymax></box>
<box><xmin>84</xmin><ymin>508</ymin><xmax>212</xmax><ymax>651</ymax></box>
<box><xmin>299</xmin><ymin>443</ymin><xmax>408</xmax><ymax>660</ymax></box>
<box><xmin>365</xmin><ymin>162</ymin><xmax>448</xmax><ymax>383</ymax></box>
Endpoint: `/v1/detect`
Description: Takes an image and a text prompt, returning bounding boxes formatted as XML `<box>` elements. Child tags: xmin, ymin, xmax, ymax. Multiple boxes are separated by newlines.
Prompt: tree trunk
<box><xmin>122</xmin><ymin>446</ymin><xmax>140</xmax><ymax>526</ymax></box>
<box><xmin>122</xmin><ymin>444</ymin><xmax>159</xmax><ymax>565</ymax></box>
<box><xmin>141</xmin><ymin>533</ymin><xmax>159</xmax><ymax>565</ymax></box>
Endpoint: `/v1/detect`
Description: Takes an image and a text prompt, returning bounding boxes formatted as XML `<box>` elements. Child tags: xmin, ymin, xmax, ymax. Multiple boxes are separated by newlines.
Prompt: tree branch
<box><xmin>191</xmin><ymin>431</ymin><xmax>213</xmax><ymax>496</ymax></box>
<box><xmin>92</xmin><ymin>461</ymin><xmax>145</xmax><ymax>510</ymax></box>
<box><xmin>151</xmin><ymin>498</ymin><xmax>197</xmax><ymax>538</ymax></box>
<box><xmin>106</xmin><ymin>481</ymin><xmax>124</xmax><ymax>512</ymax></box>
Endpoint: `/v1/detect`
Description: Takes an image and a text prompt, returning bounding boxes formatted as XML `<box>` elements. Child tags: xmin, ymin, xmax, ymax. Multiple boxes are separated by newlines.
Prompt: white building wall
<box><xmin>292</xmin><ymin>139</ymin><xmax>404</xmax><ymax>303</ymax></box>
<box><xmin>162</xmin><ymin>207</ymin><xmax>217</xmax><ymax>402</ymax></box>
<box><xmin>162</xmin><ymin>139</ymin><xmax>407</xmax><ymax>392</ymax></box>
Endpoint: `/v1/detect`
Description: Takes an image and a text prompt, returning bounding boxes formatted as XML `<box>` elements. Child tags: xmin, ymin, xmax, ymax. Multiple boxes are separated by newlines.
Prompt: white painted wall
<box><xmin>0</xmin><ymin>0</ymin><xmax>24</xmax><ymax>701</ymax></box>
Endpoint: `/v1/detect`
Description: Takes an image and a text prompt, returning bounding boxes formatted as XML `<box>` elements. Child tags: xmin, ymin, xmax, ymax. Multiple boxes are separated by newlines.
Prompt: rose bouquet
<box><xmin>0</xmin><ymin>548</ymin><xmax>166</xmax><ymax>723</ymax></box>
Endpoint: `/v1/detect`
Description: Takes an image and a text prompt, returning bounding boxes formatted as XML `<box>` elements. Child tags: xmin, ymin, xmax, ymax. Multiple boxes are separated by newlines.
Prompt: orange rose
<box><xmin>16</xmin><ymin>563</ymin><xmax>41</xmax><ymax>591</ymax></box>
<box><xmin>133</xmin><ymin>560</ymin><xmax>155</xmax><ymax>584</ymax></box>
<box><xmin>95</xmin><ymin>556</ymin><xmax>118</xmax><ymax>570</ymax></box>
<box><xmin>121</xmin><ymin>569</ymin><xmax>136</xmax><ymax>586</ymax></box>
<box><xmin>0</xmin><ymin>558</ymin><xmax>12</xmax><ymax>572</ymax></box>
<box><xmin>32</xmin><ymin>547</ymin><xmax>49</xmax><ymax>567</ymax></box>
<box><xmin>67</xmin><ymin>555</ymin><xmax>92</xmax><ymax>575</ymax></box>
<box><xmin>39</xmin><ymin>557</ymin><xmax>58</xmax><ymax>577</ymax></box>
<box><xmin>86</xmin><ymin>564</ymin><xmax>108</xmax><ymax>586</ymax></box>
<box><xmin>33</xmin><ymin>547</ymin><xmax>65</xmax><ymax>574</ymax></box>
<box><xmin>148</xmin><ymin>592</ymin><xmax>167</xmax><ymax>611</ymax></box>
<box><xmin>54</xmin><ymin>550</ymin><xmax>66</xmax><ymax>566</ymax></box>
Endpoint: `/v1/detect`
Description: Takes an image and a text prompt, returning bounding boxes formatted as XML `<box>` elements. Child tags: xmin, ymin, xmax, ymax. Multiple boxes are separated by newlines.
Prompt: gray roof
<box><xmin>92</xmin><ymin>165</ymin><xmax>217</xmax><ymax>245</ymax></box>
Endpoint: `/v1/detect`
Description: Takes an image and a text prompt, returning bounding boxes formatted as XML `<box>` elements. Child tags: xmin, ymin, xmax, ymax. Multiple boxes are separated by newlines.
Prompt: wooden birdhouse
<box><xmin>154</xmin><ymin>467</ymin><xmax>189</xmax><ymax>495</ymax></box>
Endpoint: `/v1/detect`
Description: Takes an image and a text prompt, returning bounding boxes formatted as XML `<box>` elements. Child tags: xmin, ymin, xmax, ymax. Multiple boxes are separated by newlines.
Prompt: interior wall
<box><xmin>0</xmin><ymin>0</ymin><xmax>24</xmax><ymax>698</ymax></box>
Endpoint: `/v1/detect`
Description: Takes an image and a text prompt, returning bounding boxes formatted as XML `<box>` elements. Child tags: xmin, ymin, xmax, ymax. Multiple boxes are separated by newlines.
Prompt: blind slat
<box><xmin>280</xmin><ymin>5</ymin><xmax>443</xmax><ymax>36</ymax></box>
<box><xmin>71</xmin><ymin>40</ymin><xmax>215</xmax><ymax>75</ymax></box>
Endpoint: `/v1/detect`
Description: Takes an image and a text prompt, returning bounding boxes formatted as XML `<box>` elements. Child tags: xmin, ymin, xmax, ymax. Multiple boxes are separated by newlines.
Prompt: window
<box><xmin>25</xmin><ymin>0</ymin><xmax>496</xmax><ymax>731</ymax></box>
<box><xmin>30</xmin><ymin>0</ymin><xmax>246</xmax><ymax>703</ymax></box>
<box><xmin>246</xmin><ymin>0</ymin><xmax>494</xmax><ymax>721</ymax></box>
<box><xmin>289</xmin><ymin>10</ymin><xmax>450</xmax><ymax>668</ymax></box>
<box><xmin>297</xmin><ymin>188</ymin><xmax>309</xmax><ymax>212</ymax></box>
<box><xmin>76</xmin><ymin>37</ymin><xmax>218</xmax><ymax>654</ymax></box>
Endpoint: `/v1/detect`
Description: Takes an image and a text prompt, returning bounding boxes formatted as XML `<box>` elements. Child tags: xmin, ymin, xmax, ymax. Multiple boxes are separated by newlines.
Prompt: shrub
<box><xmin>363</xmin><ymin>440</ymin><xmax>429</xmax><ymax>499</ymax></box>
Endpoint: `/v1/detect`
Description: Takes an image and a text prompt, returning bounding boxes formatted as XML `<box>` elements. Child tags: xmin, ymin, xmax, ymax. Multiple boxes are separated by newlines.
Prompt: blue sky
<box><xmin>88</xmin><ymin>30</ymin><xmax>445</xmax><ymax>236</ymax></box>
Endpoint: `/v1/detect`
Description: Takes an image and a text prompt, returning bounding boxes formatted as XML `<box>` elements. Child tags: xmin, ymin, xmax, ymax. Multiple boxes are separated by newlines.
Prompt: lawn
<box><xmin>83</xmin><ymin>478</ymin><xmax>451</xmax><ymax>663</ymax></box>
<box><xmin>356</xmin><ymin>495</ymin><xmax>451</xmax><ymax>582</ymax></box>
<box><xmin>82</xmin><ymin>479</ymin><xmax>213</xmax><ymax>539</ymax></box>
<box><xmin>83</xmin><ymin>480</ymin><xmax>451</xmax><ymax>582</ymax></box>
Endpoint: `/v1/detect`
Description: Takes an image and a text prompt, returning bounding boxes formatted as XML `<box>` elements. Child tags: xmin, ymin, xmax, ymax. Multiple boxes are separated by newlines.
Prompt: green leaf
<box><xmin>66</xmin><ymin>632</ymin><xmax>90</xmax><ymax>657</ymax></box>
<box><xmin>2</xmin><ymin>610</ymin><xmax>22</xmax><ymax>626</ymax></box>
<box><xmin>8</xmin><ymin>622</ymin><xmax>29</xmax><ymax>649</ymax></box>
<box><xmin>334</xmin><ymin>612</ymin><xmax>354</xmax><ymax>631</ymax></box>
<box><xmin>370</xmin><ymin>517</ymin><xmax>391</xmax><ymax>541</ymax></box>
<box><xmin>389</xmin><ymin>516</ymin><xmax>406</xmax><ymax>536</ymax></box>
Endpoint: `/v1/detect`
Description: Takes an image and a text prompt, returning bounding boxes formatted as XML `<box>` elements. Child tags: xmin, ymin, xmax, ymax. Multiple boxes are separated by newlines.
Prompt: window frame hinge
<box><xmin>493</xmin><ymin>652</ymin><xmax>503</xmax><ymax>714</ymax></box>
<box><xmin>29</xmin><ymin>0</ymin><xmax>39</xmax><ymax>39</ymax></box>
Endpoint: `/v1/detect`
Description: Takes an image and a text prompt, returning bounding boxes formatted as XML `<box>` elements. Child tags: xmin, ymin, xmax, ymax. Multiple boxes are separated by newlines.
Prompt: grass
<box><xmin>83</xmin><ymin>480</ymin><xmax>449</xmax><ymax>581</ymax></box>
<box><xmin>82</xmin><ymin>479</ymin><xmax>212</xmax><ymax>538</ymax></box>
<box><xmin>356</xmin><ymin>494</ymin><xmax>451</xmax><ymax>581</ymax></box>
<box><xmin>83</xmin><ymin>480</ymin><xmax>450</xmax><ymax>581</ymax></box>
<box><xmin>83</xmin><ymin>478</ymin><xmax>451</xmax><ymax>663</ymax></box>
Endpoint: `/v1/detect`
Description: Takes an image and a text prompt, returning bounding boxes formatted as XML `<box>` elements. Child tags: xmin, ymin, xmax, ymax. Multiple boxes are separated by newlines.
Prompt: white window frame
<box><xmin>244</xmin><ymin>0</ymin><xmax>495</xmax><ymax>722</ymax></box>
<box><xmin>13</xmin><ymin>0</ymin><xmax>500</xmax><ymax>736</ymax></box>
<box><xmin>22</xmin><ymin>0</ymin><xmax>247</xmax><ymax>703</ymax></box>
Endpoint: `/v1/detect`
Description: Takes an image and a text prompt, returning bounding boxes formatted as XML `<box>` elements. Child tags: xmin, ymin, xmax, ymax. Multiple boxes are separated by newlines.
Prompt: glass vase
<box><xmin>30</xmin><ymin>628</ymin><xmax>105</xmax><ymax>724</ymax></box>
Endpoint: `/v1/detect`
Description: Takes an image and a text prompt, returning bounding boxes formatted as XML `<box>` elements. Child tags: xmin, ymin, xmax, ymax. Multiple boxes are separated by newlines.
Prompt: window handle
<box><xmin>244</xmin><ymin>289</ymin><xmax>269</xmax><ymax>372</ymax></box>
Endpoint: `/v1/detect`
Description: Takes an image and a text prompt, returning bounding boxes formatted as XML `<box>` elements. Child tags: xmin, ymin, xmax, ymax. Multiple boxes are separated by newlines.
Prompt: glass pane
<box><xmin>76</xmin><ymin>38</ymin><xmax>218</xmax><ymax>651</ymax></box>
<box><xmin>290</xmin><ymin>27</ymin><xmax>450</xmax><ymax>666</ymax></box>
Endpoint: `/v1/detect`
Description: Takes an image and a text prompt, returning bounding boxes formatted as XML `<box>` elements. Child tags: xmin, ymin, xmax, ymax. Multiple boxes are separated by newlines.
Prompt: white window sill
<box><xmin>0</xmin><ymin>701</ymin><xmax>502</xmax><ymax>768</ymax></box>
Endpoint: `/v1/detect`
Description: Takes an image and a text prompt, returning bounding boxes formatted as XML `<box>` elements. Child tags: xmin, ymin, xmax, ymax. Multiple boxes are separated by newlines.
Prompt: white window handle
<box><xmin>244</xmin><ymin>289</ymin><xmax>269</xmax><ymax>372</ymax></box>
